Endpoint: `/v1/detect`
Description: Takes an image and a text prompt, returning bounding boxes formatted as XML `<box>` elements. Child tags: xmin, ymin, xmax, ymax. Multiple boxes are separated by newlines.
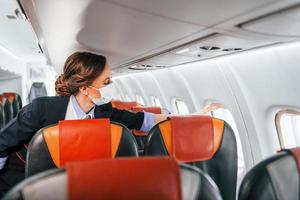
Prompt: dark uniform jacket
<box><xmin>0</xmin><ymin>95</ymin><xmax>144</xmax><ymax>196</ymax></box>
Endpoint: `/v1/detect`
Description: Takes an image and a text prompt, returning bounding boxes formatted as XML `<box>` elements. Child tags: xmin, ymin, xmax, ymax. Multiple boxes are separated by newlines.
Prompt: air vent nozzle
<box><xmin>6</xmin><ymin>15</ymin><xmax>16</xmax><ymax>19</ymax></box>
<box><xmin>200</xmin><ymin>46</ymin><xmax>220</xmax><ymax>50</ymax></box>
<box><xmin>222</xmin><ymin>48</ymin><xmax>243</xmax><ymax>52</ymax></box>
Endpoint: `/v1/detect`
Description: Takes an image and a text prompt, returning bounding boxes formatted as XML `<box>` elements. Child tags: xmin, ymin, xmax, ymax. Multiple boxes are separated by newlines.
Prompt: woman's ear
<box><xmin>79</xmin><ymin>86</ymin><xmax>89</xmax><ymax>96</ymax></box>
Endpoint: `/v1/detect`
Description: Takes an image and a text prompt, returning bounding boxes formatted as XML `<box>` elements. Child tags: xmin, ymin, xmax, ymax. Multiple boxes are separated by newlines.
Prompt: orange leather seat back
<box><xmin>4</xmin><ymin>157</ymin><xmax>223</xmax><ymax>200</ymax></box>
<box><xmin>145</xmin><ymin>115</ymin><xmax>237</xmax><ymax>200</ymax></box>
<box><xmin>2</xmin><ymin>92</ymin><xmax>16</xmax><ymax>104</ymax></box>
<box><xmin>67</xmin><ymin>157</ymin><xmax>182</xmax><ymax>200</ymax></box>
<box><xmin>111</xmin><ymin>100</ymin><xmax>140</xmax><ymax>110</ymax></box>
<box><xmin>26</xmin><ymin>119</ymin><xmax>138</xmax><ymax>177</ymax></box>
<box><xmin>131</xmin><ymin>106</ymin><xmax>161</xmax><ymax>114</ymax></box>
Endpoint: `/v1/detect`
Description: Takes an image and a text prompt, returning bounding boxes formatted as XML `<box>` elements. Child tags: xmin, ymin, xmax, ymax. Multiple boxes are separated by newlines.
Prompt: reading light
<box><xmin>175</xmin><ymin>48</ymin><xmax>190</xmax><ymax>54</ymax></box>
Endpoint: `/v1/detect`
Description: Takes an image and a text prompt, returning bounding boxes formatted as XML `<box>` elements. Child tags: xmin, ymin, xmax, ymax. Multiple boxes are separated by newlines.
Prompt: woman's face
<box><xmin>84</xmin><ymin>63</ymin><xmax>112</xmax><ymax>98</ymax></box>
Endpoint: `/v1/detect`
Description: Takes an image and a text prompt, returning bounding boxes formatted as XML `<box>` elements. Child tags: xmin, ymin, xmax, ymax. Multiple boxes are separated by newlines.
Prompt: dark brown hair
<box><xmin>55</xmin><ymin>52</ymin><xmax>107</xmax><ymax>96</ymax></box>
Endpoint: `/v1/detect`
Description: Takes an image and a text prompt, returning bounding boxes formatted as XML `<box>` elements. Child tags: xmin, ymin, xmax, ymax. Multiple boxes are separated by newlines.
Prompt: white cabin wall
<box><xmin>0</xmin><ymin>77</ymin><xmax>22</xmax><ymax>96</ymax></box>
<box><xmin>0</xmin><ymin>50</ymin><xmax>26</xmax><ymax>104</ymax></box>
<box><xmin>132</xmin><ymin>72</ymin><xmax>171</xmax><ymax>109</ymax></box>
<box><xmin>114</xmin><ymin>41</ymin><xmax>300</xmax><ymax>170</ymax></box>
<box><xmin>26</xmin><ymin>63</ymin><xmax>56</xmax><ymax>99</ymax></box>
<box><xmin>113</xmin><ymin>79</ymin><xmax>135</xmax><ymax>101</ymax></box>
<box><xmin>174</xmin><ymin>61</ymin><xmax>254</xmax><ymax>169</ymax></box>
<box><xmin>115</xmin><ymin>61</ymin><xmax>253</xmax><ymax>170</ymax></box>
<box><xmin>0</xmin><ymin>49</ymin><xmax>54</xmax><ymax>105</ymax></box>
<box><xmin>223</xmin><ymin>41</ymin><xmax>300</xmax><ymax>161</ymax></box>
<box><xmin>128</xmin><ymin>69</ymin><xmax>197</xmax><ymax>114</ymax></box>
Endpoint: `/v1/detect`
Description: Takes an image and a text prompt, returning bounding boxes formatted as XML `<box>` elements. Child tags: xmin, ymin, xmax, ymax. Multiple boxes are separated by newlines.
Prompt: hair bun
<box><xmin>55</xmin><ymin>75</ymin><xmax>71</xmax><ymax>96</ymax></box>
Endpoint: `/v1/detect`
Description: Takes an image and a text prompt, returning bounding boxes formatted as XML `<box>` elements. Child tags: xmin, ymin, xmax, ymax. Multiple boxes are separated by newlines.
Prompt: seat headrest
<box><xmin>131</xmin><ymin>107</ymin><xmax>162</xmax><ymax>114</ymax></box>
<box><xmin>157</xmin><ymin>115</ymin><xmax>224</xmax><ymax>162</ymax></box>
<box><xmin>42</xmin><ymin>119</ymin><xmax>123</xmax><ymax>167</ymax></box>
<box><xmin>0</xmin><ymin>95</ymin><xmax>5</xmax><ymax>104</ymax></box>
<box><xmin>111</xmin><ymin>100</ymin><xmax>140</xmax><ymax>110</ymax></box>
<box><xmin>66</xmin><ymin>157</ymin><xmax>182</xmax><ymax>200</ymax></box>
<box><xmin>2</xmin><ymin>92</ymin><xmax>16</xmax><ymax>103</ymax></box>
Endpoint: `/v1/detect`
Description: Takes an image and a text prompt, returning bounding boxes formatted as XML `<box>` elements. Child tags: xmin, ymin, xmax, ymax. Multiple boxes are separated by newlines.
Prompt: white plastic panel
<box><xmin>109</xmin><ymin>0</ymin><xmax>277</xmax><ymax>26</ymax></box>
<box><xmin>122</xmin><ymin>33</ymin><xmax>276</xmax><ymax>72</ymax></box>
<box><xmin>241</xmin><ymin>5</ymin><xmax>300</xmax><ymax>37</ymax></box>
<box><xmin>0</xmin><ymin>0</ymin><xmax>44</xmax><ymax>60</ymax></box>
<box><xmin>223</xmin><ymin>41</ymin><xmax>300</xmax><ymax>161</ymax></box>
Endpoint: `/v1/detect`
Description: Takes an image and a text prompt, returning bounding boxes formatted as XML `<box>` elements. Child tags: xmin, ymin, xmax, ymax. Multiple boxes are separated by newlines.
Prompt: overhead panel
<box><xmin>239</xmin><ymin>4</ymin><xmax>300</xmax><ymax>37</ymax></box>
<box><xmin>108</xmin><ymin>0</ymin><xmax>277</xmax><ymax>26</ymax></box>
<box><xmin>122</xmin><ymin>32</ymin><xmax>275</xmax><ymax>73</ymax></box>
<box><xmin>0</xmin><ymin>0</ymin><xmax>43</xmax><ymax>60</ymax></box>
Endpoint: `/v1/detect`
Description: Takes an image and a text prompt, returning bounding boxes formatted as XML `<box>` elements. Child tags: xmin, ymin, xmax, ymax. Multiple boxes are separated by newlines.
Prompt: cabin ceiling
<box><xmin>0</xmin><ymin>0</ymin><xmax>44</xmax><ymax>61</ymax></box>
<box><xmin>19</xmin><ymin>0</ymin><xmax>300</xmax><ymax>74</ymax></box>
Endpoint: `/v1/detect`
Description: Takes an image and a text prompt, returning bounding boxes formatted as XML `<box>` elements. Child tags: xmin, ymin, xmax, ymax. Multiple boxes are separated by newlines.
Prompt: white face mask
<box><xmin>88</xmin><ymin>83</ymin><xmax>114</xmax><ymax>106</ymax></box>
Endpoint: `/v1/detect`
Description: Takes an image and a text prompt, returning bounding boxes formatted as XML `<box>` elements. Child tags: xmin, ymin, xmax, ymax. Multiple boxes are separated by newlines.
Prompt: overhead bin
<box><xmin>125</xmin><ymin>33</ymin><xmax>274</xmax><ymax>70</ymax></box>
<box><xmin>239</xmin><ymin>4</ymin><xmax>300</xmax><ymax>37</ymax></box>
<box><xmin>169</xmin><ymin>33</ymin><xmax>272</xmax><ymax>57</ymax></box>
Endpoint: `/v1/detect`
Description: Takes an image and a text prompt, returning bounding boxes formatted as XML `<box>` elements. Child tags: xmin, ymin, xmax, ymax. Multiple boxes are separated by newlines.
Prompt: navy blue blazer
<box><xmin>0</xmin><ymin>95</ymin><xmax>144</xmax><ymax>157</ymax></box>
<box><xmin>0</xmin><ymin>96</ymin><xmax>144</xmax><ymax>196</ymax></box>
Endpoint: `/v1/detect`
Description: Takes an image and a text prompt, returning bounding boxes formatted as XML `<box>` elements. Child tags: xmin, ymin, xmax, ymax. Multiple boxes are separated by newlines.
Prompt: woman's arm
<box><xmin>111</xmin><ymin>104</ymin><xmax>213</xmax><ymax>133</ymax></box>
<box><xmin>0</xmin><ymin>99</ymin><xmax>42</xmax><ymax>158</ymax></box>
<box><xmin>153</xmin><ymin>103</ymin><xmax>217</xmax><ymax>125</ymax></box>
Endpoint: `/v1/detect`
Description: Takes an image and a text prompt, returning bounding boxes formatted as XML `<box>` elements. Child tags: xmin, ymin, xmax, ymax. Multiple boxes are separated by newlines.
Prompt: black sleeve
<box><xmin>0</xmin><ymin>98</ymin><xmax>42</xmax><ymax>157</ymax></box>
<box><xmin>110</xmin><ymin>108</ymin><xmax>144</xmax><ymax>130</ymax></box>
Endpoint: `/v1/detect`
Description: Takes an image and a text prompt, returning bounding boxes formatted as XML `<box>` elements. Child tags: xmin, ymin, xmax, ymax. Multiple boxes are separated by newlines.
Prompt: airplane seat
<box><xmin>28</xmin><ymin>82</ymin><xmax>47</xmax><ymax>103</ymax></box>
<box><xmin>144</xmin><ymin>115</ymin><xmax>237</xmax><ymax>200</ymax></box>
<box><xmin>3</xmin><ymin>157</ymin><xmax>222</xmax><ymax>200</ymax></box>
<box><xmin>0</xmin><ymin>104</ymin><xmax>5</xmax><ymax>129</ymax></box>
<box><xmin>26</xmin><ymin>119</ymin><xmax>138</xmax><ymax>177</ymax></box>
<box><xmin>3</xmin><ymin>92</ymin><xmax>20</xmax><ymax>118</ymax></box>
<box><xmin>0</xmin><ymin>95</ymin><xmax>13</xmax><ymax>124</ymax></box>
<box><xmin>238</xmin><ymin>147</ymin><xmax>300</xmax><ymax>200</ymax></box>
<box><xmin>130</xmin><ymin>106</ymin><xmax>162</xmax><ymax>155</ymax></box>
<box><xmin>16</xmin><ymin>93</ymin><xmax>22</xmax><ymax>109</ymax></box>
<box><xmin>161</xmin><ymin>107</ymin><xmax>172</xmax><ymax>114</ymax></box>
<box><xmin>111</xmin><ymin>100</ymin><xmax>140</xmax><ymax>110</ymax></box>
<box><xmin>131</xmin><ymin>106</ymin><xmax>162</xmax><ymax>114</ymax></box>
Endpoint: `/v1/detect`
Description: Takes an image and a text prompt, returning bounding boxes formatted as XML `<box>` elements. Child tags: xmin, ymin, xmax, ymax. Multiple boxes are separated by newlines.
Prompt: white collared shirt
<box><xmin>65</xmin><ymin>95</ymin><xmax>95</xmax><ymax>120</ymax></box>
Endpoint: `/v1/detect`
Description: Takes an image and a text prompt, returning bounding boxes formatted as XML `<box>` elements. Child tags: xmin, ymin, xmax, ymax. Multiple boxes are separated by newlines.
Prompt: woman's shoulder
<box><xmin>32</xmin><ymin>95</ymin><xmax>70</xmax><ymax>106</ymax></box>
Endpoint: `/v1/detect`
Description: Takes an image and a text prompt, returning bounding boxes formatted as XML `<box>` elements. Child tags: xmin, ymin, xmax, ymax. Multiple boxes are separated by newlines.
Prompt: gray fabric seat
<box><xmin>27</xmin><ymin>82</ymin><xmax>48</xmax><ymax>103</ymax></box>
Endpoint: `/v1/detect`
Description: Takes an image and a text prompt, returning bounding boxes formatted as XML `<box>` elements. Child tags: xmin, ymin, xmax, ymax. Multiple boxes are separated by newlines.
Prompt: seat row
<box><xmin>112</xmin><ymin>100</ymin><xmax>236</xmax><ymax>200</ymax></box>
<box><xmin>111</xmin><ymin>100</ymin><xmax>170</xmax><ymax>153</ymax></box>
<box><xmin>0</xmin><ymin>92</ymin><xmax>22</xmax><ymax>129</ymax></box>
<box><xmin>3</xmin><ymin>101</ymin><xmax>300</xmax><ymax>199</ymax></box>
<box><xmin>4</xmin><ymin>115</ymin><xmax>235</xmax><ymax>200</ymax></box>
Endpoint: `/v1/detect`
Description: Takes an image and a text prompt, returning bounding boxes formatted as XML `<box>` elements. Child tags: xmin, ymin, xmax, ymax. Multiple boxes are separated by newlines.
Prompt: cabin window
<box><xmin>117</xmin><ymin>94</ymin><xmax>123</xmax><ymax>101</ymax></box>
<box><xmin>136</xmin><ymin>95</ymin><xmax>145</xmax><ymax>106</ymax></box>
<box><xmin>204</xmin><ymin>103</ymin><xmax>245</xmax><ymax>182</ymax></box>
<box><xmin>275</xmin><ymin>110</ymin><xmax>300</xmax><ymax>148</ymax></box>
<box><xmin>174</xmin><ymin>99</ymin><xmax>189</xmax><ymax>114</ymax></box>
<box><xmin>150</xmin><ymin>96</ymin><xmax>162</xmax><ymax>107</ymax></box>
<box><xmin>125</xmin><ymin>94</ymin><xmax>131</xmax><ymax>101</ymax></box>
